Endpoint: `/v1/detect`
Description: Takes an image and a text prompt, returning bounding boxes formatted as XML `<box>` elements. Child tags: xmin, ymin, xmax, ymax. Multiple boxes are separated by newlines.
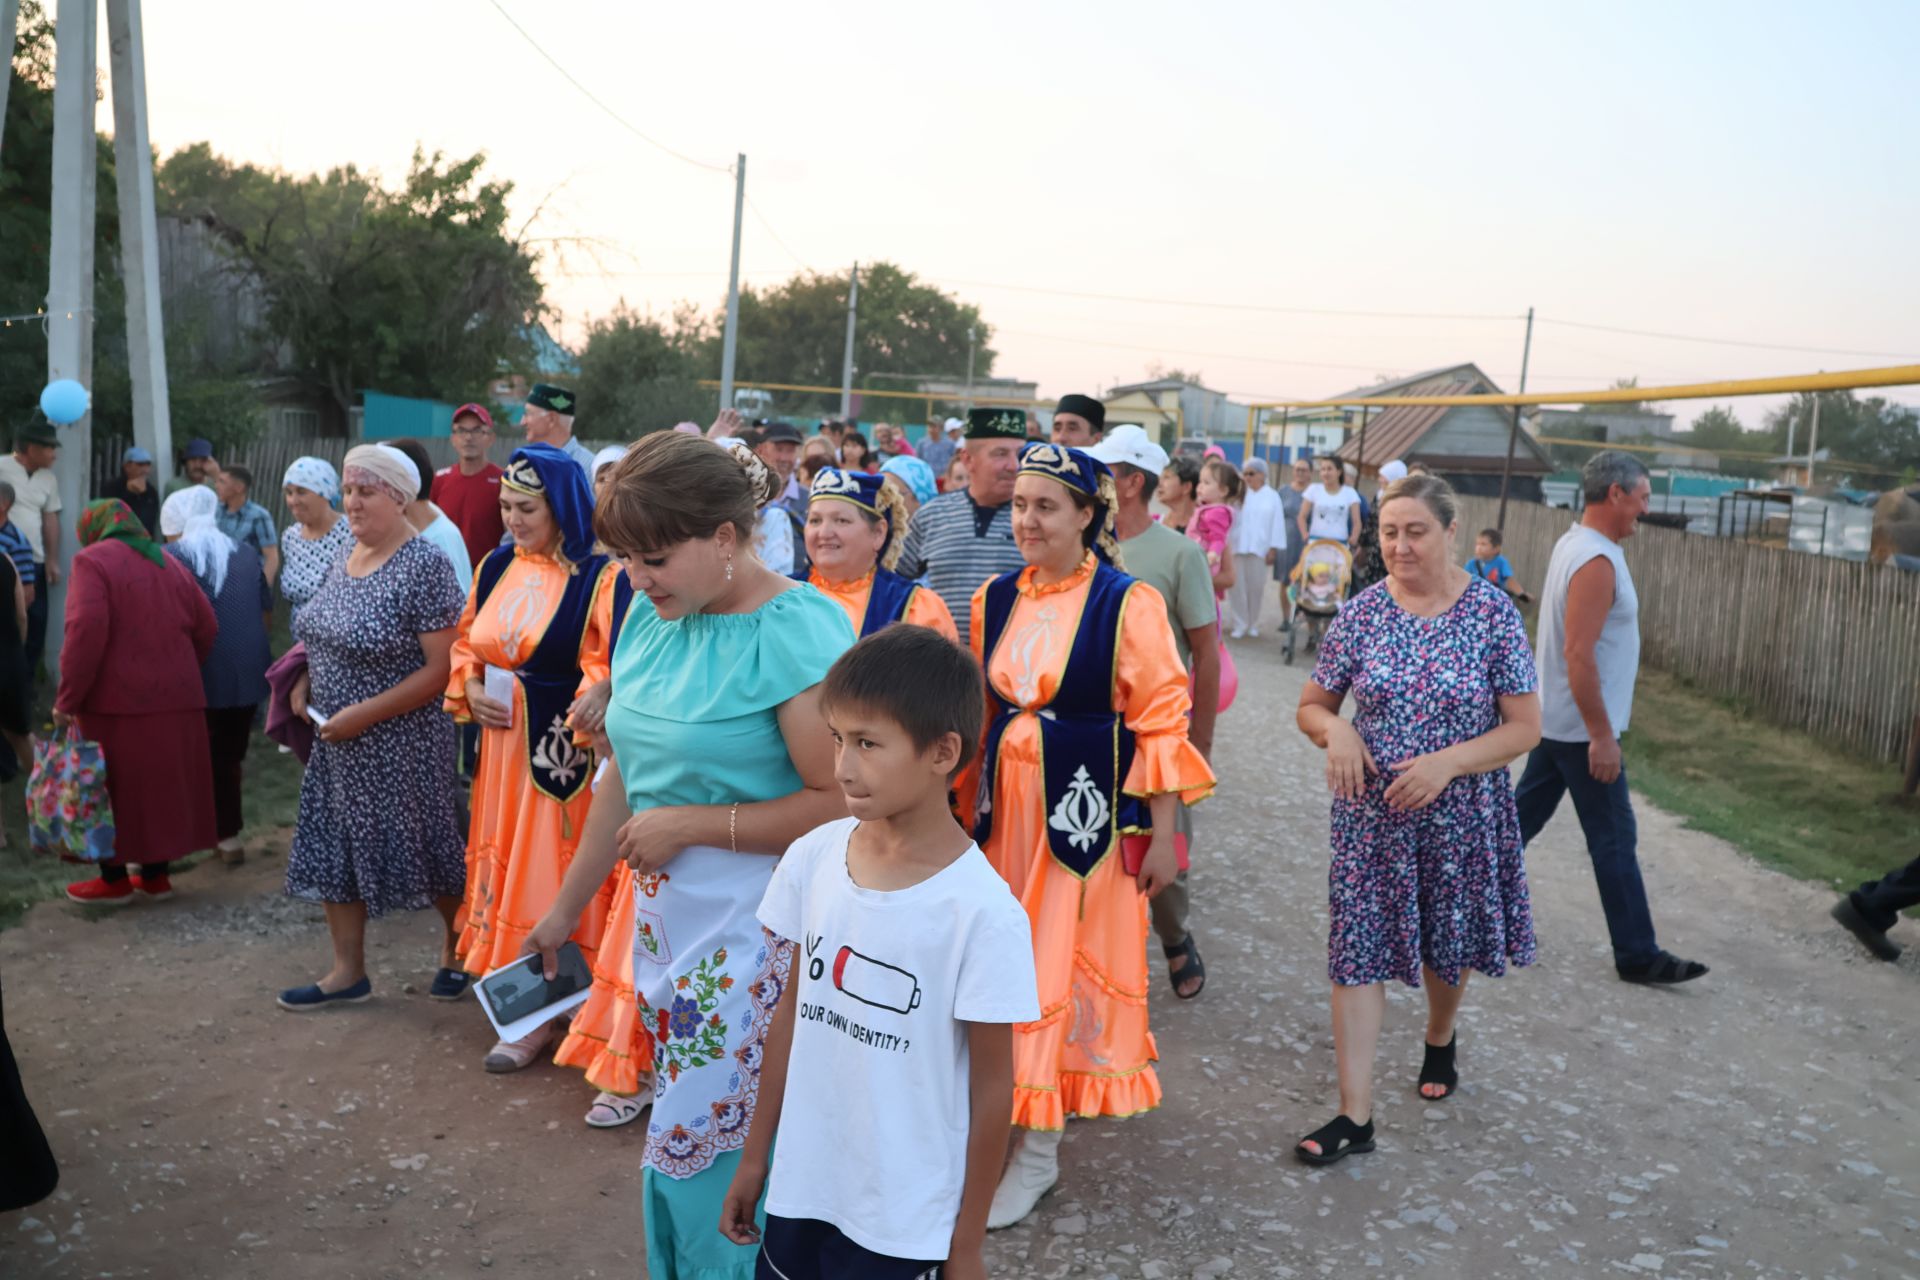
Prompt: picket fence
<box><xmin>1455</xmin><ymin>496</ymin><xmax>1920</xmax><ymax>766</ymax></box>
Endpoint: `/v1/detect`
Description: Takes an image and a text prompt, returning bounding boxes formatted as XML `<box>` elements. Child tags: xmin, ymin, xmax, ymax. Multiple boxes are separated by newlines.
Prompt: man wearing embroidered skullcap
<box><xmin>1050</xmin><ymin>394</ymin><xmax>1106</xmax><ymax>448</ymax></box>
<box><xmin>521</xmin><ymin>383</ymin><xmax>596</xmax><ymax>482</ymax></box>
<box><xmin>893</xmin><ymin>407</ymin><xmax>1029</xmax><ymax>634</ymax></box>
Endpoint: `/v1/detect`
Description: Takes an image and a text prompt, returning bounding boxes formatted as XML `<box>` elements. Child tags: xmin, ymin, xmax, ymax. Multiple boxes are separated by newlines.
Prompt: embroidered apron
<box><xmin>974</xmin><ymin>562</ymin><xmax>1149</xmax><ymax>878</ymax></box>
<box><xmin>632</xmin><ymin>847</ymin><xmax>792</xmax><ymax>1179</ymax></box>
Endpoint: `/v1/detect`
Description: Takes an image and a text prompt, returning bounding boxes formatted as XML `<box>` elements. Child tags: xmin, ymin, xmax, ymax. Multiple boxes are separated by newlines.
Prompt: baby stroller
<box><xmin>1284</xmin><ymin>539</ymin><xmax>1353</xmax><ymax>665</ymax></box>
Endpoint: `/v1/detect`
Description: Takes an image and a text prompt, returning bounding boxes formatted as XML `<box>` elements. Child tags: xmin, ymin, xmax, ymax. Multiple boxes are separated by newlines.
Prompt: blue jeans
<box><xmin>1514</xmin><ymin>738</ymin><xmax>1660</xmax><ymax>970</ymax></box>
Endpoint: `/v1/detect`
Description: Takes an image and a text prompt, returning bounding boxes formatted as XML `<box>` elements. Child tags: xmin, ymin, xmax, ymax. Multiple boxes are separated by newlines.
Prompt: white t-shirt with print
<box><xmin>757</xmin><ymin>816</ymin><xmax>1040</xmax><ymax>1262</ymax></box>
<box><xmin>1302</xmin><ymin>482</ymin><xmax>1360</xmax><ymax>543</ymax></box>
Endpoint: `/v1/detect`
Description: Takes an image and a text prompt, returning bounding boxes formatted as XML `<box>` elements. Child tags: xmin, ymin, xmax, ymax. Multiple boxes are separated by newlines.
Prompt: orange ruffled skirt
<box><xmin>457</xmin><ymin>722</ymin><xmax>615</xmax><ymax>977</ymax></box>
<box><xmin>552</xmin><ymin>870</ymin><xmax>652</xmax><ymax>1095</ymax></box>
<box><xmin>982</xmin><ymin>716</ymin><xmax>1162</xmax><ymax>1131</ymax></box>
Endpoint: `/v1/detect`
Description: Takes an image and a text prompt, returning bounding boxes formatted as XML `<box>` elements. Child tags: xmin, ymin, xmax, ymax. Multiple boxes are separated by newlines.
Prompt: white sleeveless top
<box><xmin>1535</xmin><ymin>523</ymin><xmax>1639</xmax><ymax>742</ymax></box>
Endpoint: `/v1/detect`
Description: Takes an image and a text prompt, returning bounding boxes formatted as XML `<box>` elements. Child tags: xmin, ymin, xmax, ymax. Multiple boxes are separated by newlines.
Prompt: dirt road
<box><xmin>4</xmin><ymin>636</ymin><xmax>1918</xmax><ymax>1279</ymax></box>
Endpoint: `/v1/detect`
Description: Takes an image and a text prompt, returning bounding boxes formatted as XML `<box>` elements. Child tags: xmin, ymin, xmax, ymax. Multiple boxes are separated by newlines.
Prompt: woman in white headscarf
<box><xmin>162</xmin><ymin>486</ymin><xmax>273</xmax><ymax>865</ymax></box>
<box><xmin>279</xmin><ymin>456</ymin><xmax>351</xmax><ymax>626</ymax></box>
<box><xmin>278</xmin><ymin>444</ymin><xmax>468</xmax><ymax>1011</ymax></box>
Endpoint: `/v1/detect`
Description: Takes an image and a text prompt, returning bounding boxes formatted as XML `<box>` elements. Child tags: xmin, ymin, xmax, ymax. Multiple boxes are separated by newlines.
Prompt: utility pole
<box><xmin>963</xmin><ymin>325</ymin><xmax>977</xmax><ymax>411</ymax></box>
<box><xmin>1495</xmin><ymin>305</ymin><xmax>1535</xmax><ymax>533</ymax></box>
<box><xmin>0</xmin><ymin>0</ymin><xmax>19</xmax><ymax>167</ymax></box>
<box><xmin>45</xmin><ymin>0</ymin><xmax>98</xmax><ymax>674</ymax></box>
<box><xmin>838</xmin><ymin>262</ymin><xmax>859</xmax><ymax>419</ymax></box>
<box><xmin>718</xmin><ymin>153</ymin><xmax>746</xmax><ymax>416</ymax></box>
<box><xmin>107</xmin><ymin>0</ymin><xmax>174</xmax><ymax>488</ymax></box>
<box><xmin>1805</xmin><ymin>384</ymin><xmax>1823</xmax><ymax>488</ymax></box>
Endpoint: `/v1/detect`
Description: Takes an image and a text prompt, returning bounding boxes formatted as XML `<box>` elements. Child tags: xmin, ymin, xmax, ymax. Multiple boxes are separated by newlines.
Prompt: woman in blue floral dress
<box><xmin>1294</xmin><ymin>474</ymin><xmax>1542</xmax><ymax>1166</ymax></box>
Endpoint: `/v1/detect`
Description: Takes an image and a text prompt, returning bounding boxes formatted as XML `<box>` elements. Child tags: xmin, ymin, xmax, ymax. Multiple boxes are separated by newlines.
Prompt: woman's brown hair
<box><xmin>594</xmin><ymin>432</ymin><xmax>781</xmax><ymax>556</ymax></box>
<box><xmin>1376</xmin><ymin>472</ymin><xmax>1459</xmax><ymax>529</ymax></box>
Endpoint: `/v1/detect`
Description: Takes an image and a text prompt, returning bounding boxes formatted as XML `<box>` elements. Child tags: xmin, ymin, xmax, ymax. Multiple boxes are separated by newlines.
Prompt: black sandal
<box><xmin>1418</xmin><ymin>1035</ymin><xmax>1458</xmax><ymax>1101</ymax></box>
<box><xmin>1162</xmin><ymin>933</ymin><xmax>1206</xmax><ymax>1000</ymax></box>
<box><xmin>1296</xmin><ymin>1115</ymin><xmax>1375</xmax><ymax>1166</ymax></box>
<box><xmin>1617</xmin><ymin>952</ymin><xmax>1709</xmax><ymax>986</ymax></box>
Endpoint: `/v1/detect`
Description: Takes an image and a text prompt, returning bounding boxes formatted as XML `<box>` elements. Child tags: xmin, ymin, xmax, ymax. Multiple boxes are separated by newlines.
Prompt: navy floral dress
<box><xmin>1310</xmin><ymin>575</ymin><xmax>1539</xmax><ymax>987</ymax></box>
<box><xmin>286</xmin><ymin>537</ymin><xmax>466</xmax><ymax>918</ymax></box>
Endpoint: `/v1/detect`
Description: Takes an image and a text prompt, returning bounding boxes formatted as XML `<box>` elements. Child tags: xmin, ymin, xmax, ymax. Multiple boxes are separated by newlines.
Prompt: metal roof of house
<box><xmin>1329</xmin><ymin>363</ymin><xmax>1550</xmax><ymax>472</ymax></box>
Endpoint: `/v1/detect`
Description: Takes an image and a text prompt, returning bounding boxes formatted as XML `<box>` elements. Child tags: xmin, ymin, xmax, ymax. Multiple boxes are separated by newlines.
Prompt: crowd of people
<box><xmin>1</xmin><ymin>379</ymin><xmax>1764</xmax><ymax>1277</ymax></box>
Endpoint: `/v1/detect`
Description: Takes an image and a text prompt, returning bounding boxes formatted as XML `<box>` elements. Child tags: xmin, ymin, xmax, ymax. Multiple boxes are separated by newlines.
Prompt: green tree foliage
<box><xmin>1673</xmin><ymin>404</ymin><xmax>1771</xmax><ymax>480</ymax></box>
<box><xmin>1765</xmin><ymin>391</ymin><xmax>1920</xmax><ymax>485</ymax></box>
<box><xmin>158</xmin><ymin>144</ymin><xmax>543</xmax><ymax>428</ymax></box>
<box><xmin>574</xmin><ymin>305</ymin><xmax>710</xmax><ymax>440</ymax></box>
<box><xmin>703</xmin><ymin>263</ymin><xmax>993</xmax><ymax>416</ymax></box>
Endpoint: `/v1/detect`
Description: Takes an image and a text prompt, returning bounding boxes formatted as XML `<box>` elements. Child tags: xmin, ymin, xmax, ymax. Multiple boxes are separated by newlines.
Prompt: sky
<box><xmin>107</xmin><ymin>0</ymin><xmax>1920</xmax><ymax>429</ymax></box>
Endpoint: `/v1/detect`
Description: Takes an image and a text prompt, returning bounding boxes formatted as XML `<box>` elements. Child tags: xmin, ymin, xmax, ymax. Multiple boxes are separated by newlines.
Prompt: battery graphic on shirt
<box><xmin>831</xmin><ymin>946</ymin><xmax>922</xmax><ymax>1015</ymax></box>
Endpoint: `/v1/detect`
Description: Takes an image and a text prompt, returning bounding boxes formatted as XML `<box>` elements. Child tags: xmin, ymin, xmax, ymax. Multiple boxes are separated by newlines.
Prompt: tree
<box><xmin>574</xmin><ymin>305</ymin><xmax>709</xmax><ymax>440</ymax></box>
<box><xmin>158</xmin><ymin>144</ymin><xmax>543</xmax><ymax>429</ymax></box>
<box><xmin>703</xmin><ymin>263</ymin><xmax>993</xmax><ymax>416</ymax></box>
<box><xmin>1766</xmin><ymin>391</ymin><xmax>1920</xmax><ymax>486</ymax></box>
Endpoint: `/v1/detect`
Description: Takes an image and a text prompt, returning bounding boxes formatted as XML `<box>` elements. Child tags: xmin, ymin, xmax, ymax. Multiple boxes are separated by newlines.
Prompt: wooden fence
<box><xmin>1454</xmin><ymin>496</ymin><xmax>1920</xmax><ymax>765</ymax></box>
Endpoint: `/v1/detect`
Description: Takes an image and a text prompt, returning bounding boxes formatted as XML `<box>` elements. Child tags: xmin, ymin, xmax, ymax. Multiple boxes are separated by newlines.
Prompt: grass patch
<box><xmin>1625</xmin><ymin>666</ymin><xmax>1920</xmax><ymax>897</ymax></box>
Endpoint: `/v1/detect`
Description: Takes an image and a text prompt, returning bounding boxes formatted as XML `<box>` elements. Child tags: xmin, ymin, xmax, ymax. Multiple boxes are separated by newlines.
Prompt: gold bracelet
<box><xmin>729</xmin><ymin>803</ymin><xmax>739</xmax><ymax>853</ymax></box>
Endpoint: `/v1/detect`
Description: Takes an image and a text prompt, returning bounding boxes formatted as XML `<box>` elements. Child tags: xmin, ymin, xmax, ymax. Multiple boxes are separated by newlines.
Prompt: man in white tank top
<box><xmin>1514</xmin><ymin>452</ymin><xmax>1709</xmax><ymax>985</ymax></box>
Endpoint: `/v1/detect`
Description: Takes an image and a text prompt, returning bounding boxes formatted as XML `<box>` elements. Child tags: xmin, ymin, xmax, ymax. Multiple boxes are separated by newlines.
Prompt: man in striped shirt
<box><xmin>894</xmin><ymin>407</ymin><xmax>1028</xmax><ymax>635</ymax></box>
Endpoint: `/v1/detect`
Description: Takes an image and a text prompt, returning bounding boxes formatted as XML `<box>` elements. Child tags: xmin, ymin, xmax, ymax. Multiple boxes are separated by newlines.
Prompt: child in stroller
<box><xmin>1283</xmin><ymin>539</ymin><xmax>1352</xmax><ymax>665</ymax></box>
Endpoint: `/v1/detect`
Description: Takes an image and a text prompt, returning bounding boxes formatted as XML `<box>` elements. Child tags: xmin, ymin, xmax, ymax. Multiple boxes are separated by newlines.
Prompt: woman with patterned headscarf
<box><xmin>279</xmin><ymin>455</ymin><xmax>351</xmax><ymax>626</ymax></box>
<box><xmin>279</xmin><ymin>445</ymin><xmax>468</xmax><ymax>1011</ymax></box>
<box><xmin>57</xmin><ymin>500</ymin><xmax>219</xmax><ymax>905</ymax></box>
<box><xmin>444</xmin><ymin>444</ymin><xmax>631</xmax><ymax>1076</ymax></box>
<box><xmin>961</xmin><ymin>443</ymin><xmax>1215</xmax><ymax>1230</ymax></box>
<box><xmin>800</xmin><ymin>466</ymin><xmax>956</xmax><ymax>641</ymax></box>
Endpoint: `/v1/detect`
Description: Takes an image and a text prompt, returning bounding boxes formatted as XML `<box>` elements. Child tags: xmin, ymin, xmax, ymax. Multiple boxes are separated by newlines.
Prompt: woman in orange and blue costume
<box><xmin>444</xmin><ymin>443</ymin><xmax>626</xmax><ymax>1074</ymax></box>
<box><xmin>800</xmin><ymin>465</ymin><xmax>957</xmax><ymax>640</ymax></box>
<box><xmin>966</xmin><ymin>442</ymin><xmax>1215</xmax><ymax>1230</ymax></box>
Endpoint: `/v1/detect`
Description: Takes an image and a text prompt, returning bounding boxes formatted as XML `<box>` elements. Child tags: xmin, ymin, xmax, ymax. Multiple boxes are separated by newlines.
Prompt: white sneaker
<box><xmin>1248</xmin><ymin>627</ymin><xmax>1261</xmax><ymax>638</ymax></box>
<box><xmin>987</xmin><ymin>1128</ymin><xmax>1061</xmax><ymax>1230</ymax></box>
<box><xmin>1229</xmin><ymin>626</ymin><xmax>1248</xmax><ymax>640</ymax></box>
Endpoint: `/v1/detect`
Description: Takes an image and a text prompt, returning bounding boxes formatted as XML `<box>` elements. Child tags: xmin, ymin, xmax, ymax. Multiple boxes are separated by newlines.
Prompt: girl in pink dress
<box><xmin>1188</xmin><ymin>458</ymin><xmax>1243</xmax><ymax>608</ymax></box>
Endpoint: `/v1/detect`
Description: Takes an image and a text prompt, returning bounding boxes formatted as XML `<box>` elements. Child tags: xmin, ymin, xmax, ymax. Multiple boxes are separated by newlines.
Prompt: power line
<box><xmin>486</xmin><ymin>1</ymin><xmax>732</xmax><ymax>175</ymax></box>
<box><xmin>744</xmin><ymin>195</ymin><xmax>809</xmax><ymax>270</ymax></box>
<box><xmin>1534</xmin><ymin>316</ymin><xmax>1918</xmax><ymax>362</ymax></box>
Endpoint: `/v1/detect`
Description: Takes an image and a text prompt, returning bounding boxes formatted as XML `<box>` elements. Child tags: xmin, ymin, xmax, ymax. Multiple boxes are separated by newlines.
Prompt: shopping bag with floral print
<box><xmin>27</xmin><ymin>725</ymin><xmax>116</xmax><ymax>862</ymax></box>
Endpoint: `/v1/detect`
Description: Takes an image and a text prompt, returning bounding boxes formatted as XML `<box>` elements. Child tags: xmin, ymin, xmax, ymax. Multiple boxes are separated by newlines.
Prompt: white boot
<box><xmin>987</xmin><ymin>1127</ymin><xmax>1062</xmax><ymax>1230</ymax></box>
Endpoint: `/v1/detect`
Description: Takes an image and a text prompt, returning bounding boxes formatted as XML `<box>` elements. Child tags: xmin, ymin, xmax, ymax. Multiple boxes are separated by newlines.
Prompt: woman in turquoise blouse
<box><xmin>529</xmin><ymin>433</ymin><xmax>854</xmax><ymax>1280</ymax></box>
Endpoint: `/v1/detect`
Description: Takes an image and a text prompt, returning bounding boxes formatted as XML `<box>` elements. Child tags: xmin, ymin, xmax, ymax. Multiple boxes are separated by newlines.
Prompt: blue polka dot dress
<box><xmin>1310</xmin><ymin>575</ymin><xmax>1539</xmax><ymax>987</ymax></box>
<box><xmin>286</xmin><ymin>537</ymin><xmax>467</xmax><ymax>918</ymax></box>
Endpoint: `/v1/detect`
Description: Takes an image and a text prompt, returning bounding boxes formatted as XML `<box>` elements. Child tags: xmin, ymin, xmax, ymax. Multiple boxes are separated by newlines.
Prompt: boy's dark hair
<box><xmin>1478</xmin><ymin>527</ymin><xmax>1502</xmax><ymax>547</ymax></box>
<box><xmin>225</xmin><ymin>464</ymin><xmax>254</xmax><ymax>492</ymax></box>
<box><xmin>821</xmin><ymin>625</ymin><xmax>983</xmax><ymax>776</ymax></box>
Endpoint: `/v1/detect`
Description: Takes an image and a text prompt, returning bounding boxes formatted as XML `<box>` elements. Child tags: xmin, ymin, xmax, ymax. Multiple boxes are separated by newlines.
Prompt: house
<box><xmin>1255</xmin><ymin>404</ymin><xmax>1356</xmax><ymax>461</ymax></box>
<box><xmin>1102</xmin><ymin>377</ymin><xmax>1252</xmax><ymax>445</ymax></box>
<box><xmin>1771</xmin><ymin>448</ymin><xmax>1831</xmax><ymax>489</ymax></box>
<box><xmin>1327</xmin><ymin>363</ymin><xmax>1552</xmax><ymax>500</ymax></box>
<box><xmin>1530</xmin><ymin>406</ymin><xmax>1708</xmax><ymax>467</ymax></box>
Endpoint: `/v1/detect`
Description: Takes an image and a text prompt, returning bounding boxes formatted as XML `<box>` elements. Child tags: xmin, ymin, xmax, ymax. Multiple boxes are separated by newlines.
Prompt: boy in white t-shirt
<box><xmin>720</xmin><ymin>625</ymin><xmax>1040</xmax><ymax>1279</ymax></box>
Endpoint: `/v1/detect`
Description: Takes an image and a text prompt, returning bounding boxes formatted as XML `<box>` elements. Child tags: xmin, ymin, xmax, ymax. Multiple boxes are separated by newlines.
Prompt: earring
<box><xmin>725</xmin><ymin>553</ymin><xmax>734</xmax><ymax>583</ymax></box>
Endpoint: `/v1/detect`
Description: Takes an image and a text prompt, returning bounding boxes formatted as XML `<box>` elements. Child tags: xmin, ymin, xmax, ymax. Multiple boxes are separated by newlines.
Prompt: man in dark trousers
<box><xmin>1833</xmin><ymin>859</ymin><xmax>1919</xmax><ymax>960</ymax></box>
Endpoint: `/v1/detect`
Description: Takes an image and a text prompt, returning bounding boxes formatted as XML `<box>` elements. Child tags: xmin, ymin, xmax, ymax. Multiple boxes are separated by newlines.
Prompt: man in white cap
<box><xmin>1089</xmin><ymin>424</ymin><xmax>1219</xmax><ymax>1000</ymax></box>
<box><xmin>919</xmin><ymin>417</ymin><xmax>962</xmax><ymax>480</ymax></box>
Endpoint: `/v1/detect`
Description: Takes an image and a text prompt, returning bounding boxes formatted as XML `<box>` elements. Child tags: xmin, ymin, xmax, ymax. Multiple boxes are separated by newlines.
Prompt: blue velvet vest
<box><xmin>473</xmin><ymin>548</ymin><xmax>611</xmax><ymax>804</ymax></box>
<box><xmin>973</xmin><ymin>561</ymin><xmax>1148</xmax><ymax>879</ymax></box>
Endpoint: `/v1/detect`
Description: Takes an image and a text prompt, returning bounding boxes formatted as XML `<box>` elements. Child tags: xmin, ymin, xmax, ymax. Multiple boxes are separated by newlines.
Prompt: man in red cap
<box><xmin>431</xmin><ymin>403</ymin><xmax>504</xmax><ymax>568</ymax></box>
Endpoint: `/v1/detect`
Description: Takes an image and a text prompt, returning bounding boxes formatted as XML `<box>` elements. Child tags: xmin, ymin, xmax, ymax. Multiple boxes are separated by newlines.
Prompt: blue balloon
<box><xmin>39</xmin><ymin>379</ymin><xmax>89</xmax><ymax>426</ymax></box>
